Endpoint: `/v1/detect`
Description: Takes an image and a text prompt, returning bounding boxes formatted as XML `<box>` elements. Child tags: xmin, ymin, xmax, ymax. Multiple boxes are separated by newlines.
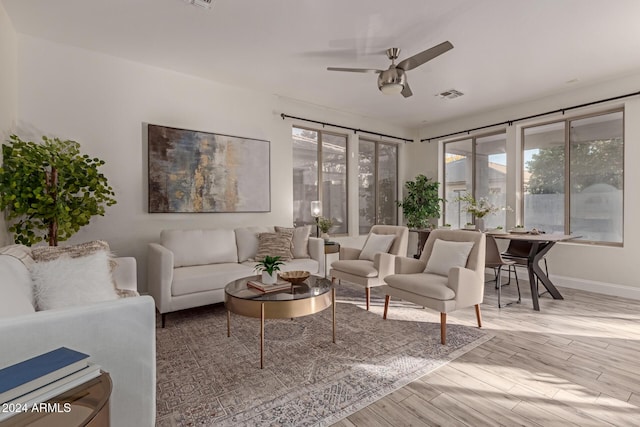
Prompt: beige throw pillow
<box><xmin>359</xmin><ymin>233</ymin><xmax>396</xmax><ymax>261</ymax></box>
<box><xmin>275</xmin><ymin>225</ymin><xmax>311</xmax><ymax>259</ymax></box>
<box><xmin>255</xmin><ymin>232</ymin><xmax>294</xmax><ymax>261</ymax></box>
<box><xmin>425</xmin><ymin>239</ymin><xmax>475</xmax><ymax>276</ymax></box>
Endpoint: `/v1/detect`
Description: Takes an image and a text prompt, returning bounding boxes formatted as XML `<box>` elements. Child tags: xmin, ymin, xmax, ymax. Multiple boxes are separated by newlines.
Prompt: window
<box><xmin>443</xmin><ymin>132</ymin><xmax>507</xmax><ymax>229</ymax></box>
<box><xmin>358</xmin><ymin>139</ymin><xmax>398</xmax><ymax>234</ymax></box>
<box><xmin>522</xmin><ymin>110</ymin><xmax>623</xmax><ymax>244</ymax></box>
<box><xmin>292</xmin><ymin>126</ymin><xmax>348</xmax><ymax>234</ymax></box>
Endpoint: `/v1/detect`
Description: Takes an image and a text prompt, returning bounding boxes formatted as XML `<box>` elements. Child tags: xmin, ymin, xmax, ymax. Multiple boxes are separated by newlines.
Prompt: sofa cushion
<box><xmin>235</xmin><ymin>226</ymin><xmax>275</xmax><ymax>262</ymax></box>
<box><xmin>330</xmin><ymin>260</ymin><xmax>378</xmax><ymax>278</ymax></box>
<box><xmin>172</xmin><ymin>263</ymin><xmax>254</xmax><ymax>296</ymax></box>
<box><xmin>161</xmin><ymin>229</ymin><xmax>238</xmax><ymax>267</ymax></box>
<box><xmin>385</xmin><ymin>273</ymin><xmax>455</xmax><ymax>300</ymax></box>
<box><xmin>0</xmin><ymin>254</ymin><xmax>36</xmax><ymax>317</ymax></box>
<box><xmin>275</xmin><ymin>226</ymin><xmax>311</xmax><ymax>259</ymax></box>
<box><xmin>241</xmin><ymin>258</ymin><xmax>319</xmax><ymax>275</ymax></box>
<box><xmin>255</xmin><ymin>232</ymin><xmax>293</xmax><ymax>261</ymax></box>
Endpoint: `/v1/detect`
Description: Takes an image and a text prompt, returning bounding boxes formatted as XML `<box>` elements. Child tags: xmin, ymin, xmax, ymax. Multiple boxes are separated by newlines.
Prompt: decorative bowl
<box><xmin>279</xmin><ymin>270</ymin><xmax>310</xmax><ymax>285</ymax></box>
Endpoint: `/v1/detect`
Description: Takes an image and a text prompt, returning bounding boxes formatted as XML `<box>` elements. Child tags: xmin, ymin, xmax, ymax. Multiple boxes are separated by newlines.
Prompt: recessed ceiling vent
<box><xmin>437</xmin><ymin>89</ymin><xmax>464</xmax><ymax>99</ymax></box>
<box><xmin>184</xmin><ymin>0</ymin><xmax>213</xmax><ymax>9</ymax></box>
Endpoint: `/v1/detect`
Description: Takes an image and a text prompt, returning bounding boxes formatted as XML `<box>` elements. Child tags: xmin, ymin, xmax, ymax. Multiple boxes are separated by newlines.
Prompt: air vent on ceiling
<box><xmin>185</xmin><ymin>0</ymin><xmax>213</xmax><ymax>9</ymax></box>
<box><xmin>436</xmin><ymin>89</ymin><xmax>464</xmax><ymax>99</ymax></box>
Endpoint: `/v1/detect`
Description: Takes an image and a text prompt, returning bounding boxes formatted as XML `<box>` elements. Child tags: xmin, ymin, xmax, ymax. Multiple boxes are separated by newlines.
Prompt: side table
<box><xmin>324</xmin><ymin>242</ymin><xmax>340</xmax><ymax>277</ymax></box>
<box><xmin>0</xmin><ymin>372</ymin><xmax>112</xmax><ymax>427</ymax></box>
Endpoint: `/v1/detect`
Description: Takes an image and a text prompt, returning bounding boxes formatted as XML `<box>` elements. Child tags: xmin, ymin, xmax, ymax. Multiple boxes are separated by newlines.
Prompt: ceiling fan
<box><xmin>327</xmin><ymin>41</ymin><xmax>453</xmax><ymax>98</ymax></box>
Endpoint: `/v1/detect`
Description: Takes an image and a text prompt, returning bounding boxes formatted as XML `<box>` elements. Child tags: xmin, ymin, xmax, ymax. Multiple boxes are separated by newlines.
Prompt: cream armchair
<box><xmin>381</xmin><ymin>229</ymin><xmax>486</xmax><ymax>344</ymax></box>
<box><xmin>330</xmin><ymin>225</ymin><xmax>408</xmax><ymax>310</ymax></box>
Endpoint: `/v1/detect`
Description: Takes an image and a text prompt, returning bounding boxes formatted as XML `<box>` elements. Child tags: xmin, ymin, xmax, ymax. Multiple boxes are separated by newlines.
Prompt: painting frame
<box><xmin>147</xmin><ymin>124</ymin><xmax>271</xmax><ymax>213</ymax></box>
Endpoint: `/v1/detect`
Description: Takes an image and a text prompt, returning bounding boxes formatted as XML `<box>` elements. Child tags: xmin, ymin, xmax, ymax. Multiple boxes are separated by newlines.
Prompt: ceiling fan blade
<box><xmin>327</xmin><ymin>67</ymin><xmax>383</xmax><ymax>74</ymax></box>
<box><xmin>401</xmin><ymin>82</ymin><xmax>413</xmax><ymax>98</ymax></box>
<box><xmin>397</xmin><ymin>41</ymin><xmax>454</xmax><ymax>71</ymax></box>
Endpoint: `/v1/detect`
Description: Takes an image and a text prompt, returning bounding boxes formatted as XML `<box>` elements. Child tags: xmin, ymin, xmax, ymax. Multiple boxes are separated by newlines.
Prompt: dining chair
<box><xmin>330</xmin><ymin>225</ymin><xmax>409</xmax><ymax>310</ymax></box>
<box><xmin>380</xmin><ymin>229</ymin><xmax>485</xmax><ymax>345</ymax></box>
<box><xmin>485</xmin><ymin>235</ymin><xmax>520</xmax><ymax>307</ymax></box>
<box><xmin>501</xmin><ymin>240</ymin><xmax>549</xmax><ymax>297</ymax></box>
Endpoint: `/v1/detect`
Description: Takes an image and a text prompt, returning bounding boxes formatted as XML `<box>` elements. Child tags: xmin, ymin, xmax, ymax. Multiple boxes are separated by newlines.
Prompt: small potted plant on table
<box><xmin>254</xmin><ymin>255</ymin><xmax>285</xmax><ymax>285</ymax></box>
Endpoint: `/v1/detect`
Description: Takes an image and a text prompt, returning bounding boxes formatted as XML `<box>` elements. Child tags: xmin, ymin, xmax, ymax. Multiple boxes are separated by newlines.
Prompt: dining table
<box><xmin>492</xmin><ymin>232</ymin><xmax>580</xmax><ymax>311</ymax></box>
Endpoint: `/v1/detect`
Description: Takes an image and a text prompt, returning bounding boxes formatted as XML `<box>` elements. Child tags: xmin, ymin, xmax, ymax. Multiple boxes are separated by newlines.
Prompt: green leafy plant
<box><xmin>254</xmin><ymin>255</ymin><xmax>285</xmax><ymax>275</ymax></box>
<box><xmin>496</xmin><ymin>226</ymin><xmax>503</xmax><ymax>229</ymax></box>
<box><xmin>397</xmin><ymin>174</ymin><xmax>444</xmax><ymax>229</ymax></box>
<box><xmin>317</xmin><ymin>216</ymin><xmax>333</xmax><ymax>233</ymax></box>
<box><xmin>0</xmin><ymin>135</ymin><xmax>116</xmax><ymax>246</ymax></box>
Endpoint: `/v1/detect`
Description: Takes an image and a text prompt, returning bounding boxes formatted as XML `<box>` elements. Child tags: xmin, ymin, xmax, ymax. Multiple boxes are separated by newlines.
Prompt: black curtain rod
<box><xmin>420</xmin><ymin>90</ymin><xmax>640</xmax><ymax>142</ymax></box>
<box><xmin>280</xmin><ymin>113</ymin><xmax>413</xmax><ymax>143</ymax></box>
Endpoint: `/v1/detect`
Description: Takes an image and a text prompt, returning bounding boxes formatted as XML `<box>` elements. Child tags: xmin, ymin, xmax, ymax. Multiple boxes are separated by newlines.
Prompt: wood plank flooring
<box><xmin>332</xmin><ymin>277</ymin><xmax>640</xmax><ymax>426</ymax></box>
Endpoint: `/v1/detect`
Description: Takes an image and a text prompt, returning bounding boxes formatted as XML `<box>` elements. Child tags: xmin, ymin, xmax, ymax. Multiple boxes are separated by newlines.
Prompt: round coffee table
<box><xmin>225</xmin><ymin>275</ymin><xmax>335</xmax><ymax>369</ymax></box>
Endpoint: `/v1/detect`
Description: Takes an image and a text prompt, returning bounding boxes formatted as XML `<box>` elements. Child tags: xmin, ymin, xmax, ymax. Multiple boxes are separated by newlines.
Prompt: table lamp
<box><xmin>310</xmin><ymin>201</ymin><xmax>321</xmax><ymax>238</ymax></box>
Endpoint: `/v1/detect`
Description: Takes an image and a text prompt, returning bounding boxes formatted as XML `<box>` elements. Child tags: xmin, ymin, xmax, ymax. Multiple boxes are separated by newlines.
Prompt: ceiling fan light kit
<box><xmin>328</xmin><ymin>41</ymin><xmax>454</xmax><ymax>98</ymax></box>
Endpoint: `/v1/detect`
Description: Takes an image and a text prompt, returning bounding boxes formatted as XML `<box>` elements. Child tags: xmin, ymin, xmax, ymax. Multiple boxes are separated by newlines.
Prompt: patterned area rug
<box><xmin>156</xmin><ymin>284</ymin><xmax>491</xmax><ymax>426</ymax></box>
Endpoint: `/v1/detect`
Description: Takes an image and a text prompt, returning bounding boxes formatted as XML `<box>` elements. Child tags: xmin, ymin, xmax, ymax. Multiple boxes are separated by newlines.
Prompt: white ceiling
<box><xmin>4</xmin><ymin>0</ymin><xmax>640</xmax><ymax>129</ymax></box>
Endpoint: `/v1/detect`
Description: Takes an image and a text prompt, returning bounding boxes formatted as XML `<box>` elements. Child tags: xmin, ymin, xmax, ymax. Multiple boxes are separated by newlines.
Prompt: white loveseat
<box><xmin>148</xmin><ymin>227</ymin><xmax>324</xmax><ymax>326</ymax></box>
<box><xmin>0</xmin><ymin>251</ymin><xmax>156</xmax><ymax>427</ymax></box>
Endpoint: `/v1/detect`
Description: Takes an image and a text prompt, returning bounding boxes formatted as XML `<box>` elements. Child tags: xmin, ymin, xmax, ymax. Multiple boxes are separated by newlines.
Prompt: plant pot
<box><xmin>261</xmin><ymin>271</ymin><xmax>277</xmax><ymax>285</ymax></box>
<box><xmin>320</xmin><ymin>232</ymin><xmax>330</xmax><ymax>241</ymax></box>
<box><xmin>475</xmin><ymin>218</ymin><xmax>486</xmax><ymax>232</ymax></box>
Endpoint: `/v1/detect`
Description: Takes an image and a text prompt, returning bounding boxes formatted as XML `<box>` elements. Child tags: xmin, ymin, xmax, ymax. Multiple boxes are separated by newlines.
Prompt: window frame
<box><xmin>520</xmin><ymin>107</ymin><xmax>624</xmax><ymax>246</ymax></box>
<box><xmin>292</xmin><ymin>125</ymin><xmax>349</xmax><ymax>236</ymax></box>
<box><xmin>358</xmin><ymin>138</ymin><xmax>399</xmax><ymax>235</ymax></box>
<box><xmin>442</xmin><ymin>129</ymin><xmax>507</xmax><ymax>227</ymax></box>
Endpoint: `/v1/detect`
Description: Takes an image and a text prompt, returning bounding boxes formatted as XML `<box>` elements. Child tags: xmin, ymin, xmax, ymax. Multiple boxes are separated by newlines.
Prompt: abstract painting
<box><xmin>148</xmin><ymin>124</ymin><xmax>270</xmax><ymax>213</ymax></box>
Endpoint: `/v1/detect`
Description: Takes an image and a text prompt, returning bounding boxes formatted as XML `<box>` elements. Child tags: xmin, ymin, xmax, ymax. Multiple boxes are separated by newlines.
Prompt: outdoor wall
<box><xmin>0</xmin><ymin>2</ymin><xmax>17</xmax><ymax>246</ymax></box>
<box><xmin>412</xmin><ymin>73</ymin><xmax>640</xmax><ymax>299</ymax></box>
<box><xmin>14</xmin><ymin>34</ymin><xmax>411</xmax><ymax>292</ymax></box>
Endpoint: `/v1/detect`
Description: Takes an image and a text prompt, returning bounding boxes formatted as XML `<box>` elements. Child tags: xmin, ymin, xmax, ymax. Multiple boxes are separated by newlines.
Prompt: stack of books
<box><xmin>0</xmin><ymin>347</ymin><xmax>102</xmax><ymax>420</ymax></box>
<box><xmin>247</xmin><ymin>280</ymin><xmax>292</xmax><ymax>293</ymax></box>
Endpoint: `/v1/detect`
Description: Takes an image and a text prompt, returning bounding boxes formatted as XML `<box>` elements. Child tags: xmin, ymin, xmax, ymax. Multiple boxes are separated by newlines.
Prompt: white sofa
<box><xmin>0</xmin><ymin>252</ymin><xmax>156</xmax><ymax>427</ymax></box>
<box><xmin>148</xmin><ymin>227</ymin><xmax>324</xmax><ymax>326</ymax></box>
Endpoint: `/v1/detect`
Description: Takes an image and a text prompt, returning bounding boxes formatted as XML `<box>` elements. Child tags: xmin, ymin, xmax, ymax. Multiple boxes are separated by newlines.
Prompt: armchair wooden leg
<box><xmin>440</xmin><ymin>313</ymin><xmax>447</xmax><ymax>345</ymax></box>
<box><xmin>365</xmin><ymin>288</ymin><xmax>370</xmax><ymax>311</ymax></box>
<box><xmin>161</xmin><ymin>313</ymin><xmax>166</xmax><ymax>329</ymax></box>
<box><xmin>475</xmin><ymin>304</ymin><xmax>482</xmax><ymax>328</ymax></box>
<box><xmin>383</xmin><ymin>295</ymin><xmax>390</xmax><ymax>319</ymax></box>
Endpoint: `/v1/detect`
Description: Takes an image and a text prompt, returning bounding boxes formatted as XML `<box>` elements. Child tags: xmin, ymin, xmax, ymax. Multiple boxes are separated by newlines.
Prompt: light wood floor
<box><xmin>333</xmin><ymin>276</ymin><xmax>640</xmax><ymax>426</ymax></box>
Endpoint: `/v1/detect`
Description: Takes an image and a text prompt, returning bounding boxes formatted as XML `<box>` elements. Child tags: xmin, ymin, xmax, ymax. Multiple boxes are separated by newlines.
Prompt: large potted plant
<box><xmin>0</xmin><ymin>135</ymin><xmax>117</xmax><ymax>246</ymax></box>
<box><xmin>397</xmin><ymin>174</ymin><xmax>444</xmax><ymax>230</ymax></box>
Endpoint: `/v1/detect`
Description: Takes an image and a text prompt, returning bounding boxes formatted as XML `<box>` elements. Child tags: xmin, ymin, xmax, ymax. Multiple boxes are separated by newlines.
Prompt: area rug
<box><xmin>155</xmin><ymin>284</ymin><xmax>492</xmax><ymax>426</ymax></box>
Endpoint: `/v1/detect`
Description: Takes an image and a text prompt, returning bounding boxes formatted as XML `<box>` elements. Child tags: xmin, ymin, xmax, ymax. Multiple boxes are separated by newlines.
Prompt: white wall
<box><xmin>15</xmin><ymin>35</ymin><xmax>412</xmax><ymax>292</ymax></box>
<box><xmin>0</xmin><ymin>2</ymin><xmax>17</xmax><ymax>246</ymax></box>
<box><xmin>411</xmin><ymin>73</ymin><xmax>640</xmax><ymax>298</ymax></box>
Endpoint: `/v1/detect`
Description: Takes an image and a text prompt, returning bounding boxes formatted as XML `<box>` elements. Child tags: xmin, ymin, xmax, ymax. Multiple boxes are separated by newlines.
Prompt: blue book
<box><xmin>0</xmin><ymin>347</ymin><xmax>89</xmax><ymax>404</ymax></box>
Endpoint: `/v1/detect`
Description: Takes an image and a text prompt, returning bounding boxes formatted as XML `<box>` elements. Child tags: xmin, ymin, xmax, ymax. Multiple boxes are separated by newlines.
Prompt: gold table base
<box><xmin>226</xmin><ymin>288</ymin><xmax>336</xmax><ymax>369</ymax></box>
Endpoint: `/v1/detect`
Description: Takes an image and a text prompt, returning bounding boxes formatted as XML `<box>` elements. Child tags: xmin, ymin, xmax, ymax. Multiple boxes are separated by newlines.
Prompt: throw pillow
<box><xmin>31</xmin><ymin>250</ymin><xmax>119</xmax><ymax>310</ymax></box>
<box><xmin>235</xmin><ymin>226</ymin><xmax>275</xmax><ymax>262</ymax></box>
<box><xmin>255</xmin><ymin>232</ymin><xmax>294</xmax><ymax>262</ymax></box>
<box><xmin>425</xmin><ymin>239</ymin><xmax>475</xmax><ymax>276</ymax></box>
<box><xmin>358</xmin><ymin>233</ymin><xmax>396</xmax><ymax>261</ymax></box>
<box><xmin>275</xmin><ymin>225</ymin><xmax>311</xmax><ymax>259</ymax></box>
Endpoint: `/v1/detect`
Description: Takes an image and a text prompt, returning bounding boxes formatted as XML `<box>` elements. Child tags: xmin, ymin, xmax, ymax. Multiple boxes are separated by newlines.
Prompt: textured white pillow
<box><xmin>31</xmin><ymin>251</ymin><xmax>119</xmax><ymax>310</ymax></box>
<box><xmin>425</xmin><ymin>239</ymin><xmax>475</xmax><ymax>276</ymax></box>
<box><xmin>359</xmin><ymin>233</ymin><xmax>396</xmax><ymax>261</ymax></box>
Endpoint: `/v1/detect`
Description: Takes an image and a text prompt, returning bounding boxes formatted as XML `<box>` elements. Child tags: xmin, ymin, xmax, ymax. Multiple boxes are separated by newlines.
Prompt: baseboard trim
<box><xmin>484</xmin><ymin>267</ymin><xmax>640</xmax><ymax>301</ymax></box>
<box><xmin>549</xmin><ymin>274</ymin><xmax>640</xmax><ymax>301</ymax></box>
